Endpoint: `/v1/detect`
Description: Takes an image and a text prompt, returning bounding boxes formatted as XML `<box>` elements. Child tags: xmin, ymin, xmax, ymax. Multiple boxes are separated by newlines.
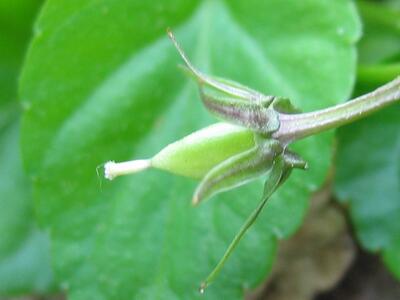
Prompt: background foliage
<box><xmin>0</xmin><ymin>0</ymin><xmax>53</xmax><ymax>295</ymax></box>
<box><xmin>0</xmin><ymin>0</ymin><xmax>398</xmax><ymax>299</ymax></box>
<box><xmin>19</xmin><ymin>0</ymin><xmax>360</xmax><ymax>299</ymax></box>
<box><xmin>335</xmin><ymin>0</ymin><xmax>400</xmax><ymax>281</ymax></box>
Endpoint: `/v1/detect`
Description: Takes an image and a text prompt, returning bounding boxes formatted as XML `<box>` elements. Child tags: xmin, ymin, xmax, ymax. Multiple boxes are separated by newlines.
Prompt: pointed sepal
<box><xmin>192</xmin><ymin>139</ymin><xmax>283</xmax><ymax>205</ymax></box>
<box><xmin>199</xmin><ymin>85</ymin><xmax>280</xmax><ymax>134</ymax></box>
<box><xmin>168</xmin><ymin>29</ymin><xmax>281</xmax><ymax>135</ymax></box>
<box><xmin>200</xmin><ymin>155</ymin><xmax>287</xmax><ymax>291</ymax></box>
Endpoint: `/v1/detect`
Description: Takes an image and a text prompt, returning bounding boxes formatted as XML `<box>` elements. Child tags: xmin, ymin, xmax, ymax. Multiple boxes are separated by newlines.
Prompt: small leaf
<box><xmin>383</xmin><ymin>238</ymin><xmax>400</xmax><ymax>280</ymax></box>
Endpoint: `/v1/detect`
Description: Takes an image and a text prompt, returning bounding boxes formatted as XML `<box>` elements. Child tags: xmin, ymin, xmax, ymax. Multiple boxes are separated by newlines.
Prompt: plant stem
<box><xmin>274</xmin><ymin>76</ymin><xmax>400</xmax><ymax>143</ymax></box>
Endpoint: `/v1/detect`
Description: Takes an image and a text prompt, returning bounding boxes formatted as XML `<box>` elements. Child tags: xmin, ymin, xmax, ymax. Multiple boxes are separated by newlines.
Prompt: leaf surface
<box><xmin>20</xmin><ymin>0</ymin><xmax>360</xmax><ymax>298</ymax></box>
<box><xmin>336</xmin><ymin>104</ymin><xmax>400</xmax><ymax>280</ymax></box>
<box><xmin>0</xmin><ymin>0</ymin><xmax>54</xmax><ymax>295</ymax></box>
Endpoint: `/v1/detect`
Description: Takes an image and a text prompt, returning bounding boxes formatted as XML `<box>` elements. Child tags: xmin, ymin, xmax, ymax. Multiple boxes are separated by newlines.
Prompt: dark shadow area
<box><xmin>317</xmin><ymin>249</ymin><xmax>400</xmax><ymax>300</ymax></box>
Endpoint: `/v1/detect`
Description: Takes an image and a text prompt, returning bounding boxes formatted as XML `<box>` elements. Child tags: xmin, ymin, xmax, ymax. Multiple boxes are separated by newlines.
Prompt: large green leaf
<box><xmin>20</xmin><ymin>0</ymin><xmax>360</xmax><ymax>298</ymax></box>
<box><xmin>335</xmin><ymin>105</ymin><xmax>400</xmax><ymax>280</ymax></box>
<box><xmin>0</xmin><ymin>0</ymin><xmax>54</xmax><ymax>295</ymax></box>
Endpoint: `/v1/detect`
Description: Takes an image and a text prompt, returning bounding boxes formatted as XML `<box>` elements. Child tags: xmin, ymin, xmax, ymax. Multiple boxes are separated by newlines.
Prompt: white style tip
<box><xmin>104</xmin><ymin>159</ymin><xmax>151</xmax><ymax>180</ymax></box>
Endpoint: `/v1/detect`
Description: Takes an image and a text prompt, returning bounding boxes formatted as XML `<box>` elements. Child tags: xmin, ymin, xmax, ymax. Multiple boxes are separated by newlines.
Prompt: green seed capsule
<box><xmin>151</xmin><ymin>122</ymin><xmax>255</xmax><ymax>179</ymax></box>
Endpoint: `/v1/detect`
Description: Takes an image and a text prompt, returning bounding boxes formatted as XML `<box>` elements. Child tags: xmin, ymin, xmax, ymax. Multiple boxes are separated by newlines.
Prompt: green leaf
<box><xmin>0</xmin><ymin>0</ymin><xmax>54</xmax><ymax>295</ymax></box>
<box><xmin>0</xmin><ymin>122</ymin><xmax>53</xmax><ymax>295</ymax></box>
<box><xmin>335</xmin><ymin>104</ymin><xmax>400</xmax><ymax>280</ymax></box>
<box><xmin>354</xmin><ymin>1</ymin><xmax>400</xmax><ymax>96</ymax></box>
<box><xmin>20</xmin><ymin>0</ymin><xmax>360</xmax><ymax>298</ymax></box>
<box><xmin>0</xmin><ymin>0</ymin><xmax>42</xmax><ymax>120</ymax></box>
<box><xmin>356</xmin><ymin>0</ymin><xmax>400</xmax><ymax>64</ymax></box>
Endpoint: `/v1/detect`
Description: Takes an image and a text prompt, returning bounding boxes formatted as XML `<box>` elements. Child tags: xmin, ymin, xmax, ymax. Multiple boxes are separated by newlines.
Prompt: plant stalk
<box><xmin>274</xmin><ymin>76</ymin><xmax>400</xmax><ymax>143</ymax></box>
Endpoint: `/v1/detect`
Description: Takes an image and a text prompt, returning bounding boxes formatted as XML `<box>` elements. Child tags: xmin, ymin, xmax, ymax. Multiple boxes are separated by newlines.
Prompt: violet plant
<box><xmin>104</xmin><ymin>31</ymin><xmax>400</xmax><ymax>291</ymax></box>
<box><xmin>9</xmin><ymin>1</ymin><xmax>399</xmax><ymax>299</ymax></box>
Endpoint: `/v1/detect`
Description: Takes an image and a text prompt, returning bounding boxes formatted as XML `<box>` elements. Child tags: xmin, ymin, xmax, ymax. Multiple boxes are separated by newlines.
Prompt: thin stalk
<box><xmin>274</xmin><ymin>76</ymin><xmax>400</xmax><ymax>143</ymax></box>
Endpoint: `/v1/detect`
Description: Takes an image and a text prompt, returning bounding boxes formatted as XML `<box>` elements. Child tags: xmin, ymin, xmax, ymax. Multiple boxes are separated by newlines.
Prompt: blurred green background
<box><xmin>0</xmin><ymin>0</ymin><xmax>399</xmax><ymax>299</ymax></box>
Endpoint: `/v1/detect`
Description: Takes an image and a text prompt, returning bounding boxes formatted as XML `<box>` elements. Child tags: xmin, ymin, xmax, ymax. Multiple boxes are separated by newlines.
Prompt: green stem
<box><xmin>274</xmin><ymin>76</ymin><xmax>400</xmax><ymax>143</ymax></box>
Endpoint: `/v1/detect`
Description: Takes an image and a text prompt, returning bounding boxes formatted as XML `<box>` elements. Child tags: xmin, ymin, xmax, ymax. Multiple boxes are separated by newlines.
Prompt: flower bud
<box><xmin>104</xmin><ymin>122</ymin><xmax>255</xmax><ymax>180</ymax></box>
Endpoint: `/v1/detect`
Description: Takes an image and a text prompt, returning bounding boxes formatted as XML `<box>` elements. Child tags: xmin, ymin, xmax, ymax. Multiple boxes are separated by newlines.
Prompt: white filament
<box><xmin>104</xmin><ymin>159</ymin><xmax>151</xmax><ymax>180</ymax></box>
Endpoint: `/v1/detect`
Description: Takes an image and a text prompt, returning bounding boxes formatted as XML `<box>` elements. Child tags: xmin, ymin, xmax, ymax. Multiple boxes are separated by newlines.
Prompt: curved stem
<box><xmin>273</xmin><ymin>76</ymin><xmax>400</xmax><ymax>143</ymax></box>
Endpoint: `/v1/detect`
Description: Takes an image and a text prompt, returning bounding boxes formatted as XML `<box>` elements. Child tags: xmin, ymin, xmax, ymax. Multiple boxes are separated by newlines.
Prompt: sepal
<box><xmin>193</xmin><ymin>139</ymin><xmax>283</xmax><ymax>205</ymax></box>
